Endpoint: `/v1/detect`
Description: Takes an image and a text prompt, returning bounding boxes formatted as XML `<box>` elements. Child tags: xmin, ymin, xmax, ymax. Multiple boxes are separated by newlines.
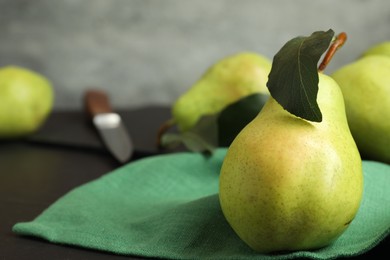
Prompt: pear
<box><xmin>361</xmin><ymin>41</ymin><xmax>390</xmax><ymax>58</ymax></box>
<box><xmin>219</xmin><ymin>73</ymin><xmax>363</xmax><ymax>253</ymax></box>
<box><xmin>0</xmin><ymin>66</ymin><xmax>54</xmax><ymax>138</ymax></box>
<box><xmin>331</xmin><ymin>55</ymin><xmax>390</xmax><ymax>163</ymax></box>
<box><xmin>172</xmin><ymin>52</ymin><xmax>271</xmax><ymax>132</ymax></box>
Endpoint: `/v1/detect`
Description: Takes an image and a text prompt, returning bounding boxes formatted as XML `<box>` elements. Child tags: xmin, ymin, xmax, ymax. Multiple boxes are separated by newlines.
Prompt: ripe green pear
<box><xmin>0</xmin><ymin>66</ymin><xmax>54</xmax><ymax>138</ymax></box>
<box><xmin>219</xmin><ymin>73</ymin><xmax>363</xmax><ymax>253</ymax></box>
<box><xmin>172</xmin><ymin>52</ymin><xmax>271</xmax><ymax>132</ymax></box>
<box><xmin>331</xmin><ymin>55</ymin><xmax>390</xmax><ymax>163</ymax></box>
<box><xmin>361</xmin><ymin>41</ymin><xmax>390</xmax><ymax>58</ymax></box>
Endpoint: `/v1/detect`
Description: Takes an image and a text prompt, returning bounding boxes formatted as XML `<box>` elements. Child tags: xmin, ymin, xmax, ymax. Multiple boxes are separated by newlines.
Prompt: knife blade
<box><xmin>84</xmin><ymin>89</ymin><xmax>134</xmax><ymax>163</ymax></box>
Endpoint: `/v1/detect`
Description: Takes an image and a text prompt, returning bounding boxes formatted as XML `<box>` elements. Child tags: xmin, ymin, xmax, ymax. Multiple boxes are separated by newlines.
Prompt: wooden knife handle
<box><xmin>84</xmin><ymin>89</ymin><xmax>113</xmax><ymax>117</ymax></box>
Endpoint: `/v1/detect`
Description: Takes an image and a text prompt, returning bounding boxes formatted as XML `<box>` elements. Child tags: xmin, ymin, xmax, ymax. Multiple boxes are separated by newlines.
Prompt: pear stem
<box><xmin>156</xmin><ymin>118</ymin><xmax>176</xmax><ymax>149</ymax></box>
<box><xmin>318</xmin><ymin>32</ymin><xmax>347</xmax><ymax>72</ymax></box>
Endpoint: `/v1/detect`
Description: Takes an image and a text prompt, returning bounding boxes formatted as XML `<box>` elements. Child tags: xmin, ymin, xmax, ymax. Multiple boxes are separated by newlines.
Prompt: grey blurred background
<box><xmin>1</xmin><ymin>0</ymin><xmax>389</xmax><ymax>110</ymax></box>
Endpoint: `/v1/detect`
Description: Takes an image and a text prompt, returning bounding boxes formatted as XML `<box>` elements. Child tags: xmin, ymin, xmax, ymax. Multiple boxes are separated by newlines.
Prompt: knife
<box><xmin>84</xmin><ymin>89</ymin><xmax>134</xmax><ymax>163</ymax></box>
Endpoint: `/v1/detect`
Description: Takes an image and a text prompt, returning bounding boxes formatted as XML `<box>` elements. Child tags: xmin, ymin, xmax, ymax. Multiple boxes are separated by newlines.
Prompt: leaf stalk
<box><xmin>156</xmin><ymin>118</ymin><xmax>176</xmax><ymax>149</ymax></box>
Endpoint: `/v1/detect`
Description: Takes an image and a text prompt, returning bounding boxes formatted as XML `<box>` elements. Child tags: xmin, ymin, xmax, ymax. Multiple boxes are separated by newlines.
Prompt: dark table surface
<box><xmin>0</xmin><ymin>106</ymin><xmax>388</xmax><ymax>259</ymax></box>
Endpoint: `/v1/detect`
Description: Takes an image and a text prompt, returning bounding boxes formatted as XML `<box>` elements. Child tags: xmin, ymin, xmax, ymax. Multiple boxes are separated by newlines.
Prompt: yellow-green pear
<box><xmin>219</xmin><ymin>73</ymin><xmax>363</xmax><ymax>253</ymax></box>
<box><xmin>361</xmin><ymin>41</ymin><xmax>390</xmax><ymax>58</ymax></box>
<box><xmin>172</xmin><ymin>52</ymin><xmax>271</xmax><ymax>132</ymax></box>
<box><xmin>0</xmin><ymin>66</ymin><xmax>54</xmax><ymax>138</ymax></box>
<box><xmin>331</xmin><ymin>55</ymin><xmax>390</xmax><ymax>163</ymax></box>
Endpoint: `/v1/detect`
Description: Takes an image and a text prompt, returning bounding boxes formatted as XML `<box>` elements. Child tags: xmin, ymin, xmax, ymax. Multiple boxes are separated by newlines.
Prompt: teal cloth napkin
<box><xmin>13</xmin><ymin>149</ymin><xmax>390</xmax><ymax>259</ymax></box>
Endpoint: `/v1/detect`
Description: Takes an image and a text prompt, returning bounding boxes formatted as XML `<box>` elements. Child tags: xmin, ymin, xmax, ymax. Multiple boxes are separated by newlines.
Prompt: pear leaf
<box><xmin>267</xmin><ymin>29</ymin><xmax>335</xmax><ymax>122</ymax></box>
<box><xmin>159</xmin><ymin>93</ymin><xmax>269</xmax><ymax>153</ymax></box>
<box><xmin>217</xmin><ymin>93</ymin><xmax>269</xmax><ymax>146</ymax></box>
<box><xmin>160</xmin><ymin>114</ymin><xmax>218</xmax><ymax>154</ymax></box>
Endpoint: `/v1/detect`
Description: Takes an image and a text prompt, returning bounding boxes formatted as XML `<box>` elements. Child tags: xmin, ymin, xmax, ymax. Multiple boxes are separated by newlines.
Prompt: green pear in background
<box><xmin>171</xmin><ymin>52</ymin><xmax>271</xmax><ymax>132</ymax></box>
<box><xmin>0</xmin><ymin>66</ymin><xmax>54</xmax><ymax>138</ymax></box>
<box><xmin>331</xmin><ymin>55</ymin><xmax>390</xmax><ymax>163</ymax></box>
<box><xmin>361</xmin><ymin>41</ymin><xmax>390</xmax><ymax>58</ymax></box>
<box><xmin>219</xmin><ymin>31</ymin><xmax>363</xmax><ymax>253</ymax></box>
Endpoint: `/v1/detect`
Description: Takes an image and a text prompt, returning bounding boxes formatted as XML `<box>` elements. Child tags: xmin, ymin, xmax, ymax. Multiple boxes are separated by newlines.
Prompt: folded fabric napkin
<box><xmin>13</xmin><ymin>149</ymin><xmax>390</xmax><ymax>259</ymax></box>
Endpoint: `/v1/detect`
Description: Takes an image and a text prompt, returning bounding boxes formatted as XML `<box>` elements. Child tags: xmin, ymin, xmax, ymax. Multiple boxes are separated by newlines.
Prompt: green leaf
<box><xmin>217</xmin><ymin>93</ymin><xmax>269</xmax><ymax>146</ymax></box>
<box><xmin>267</xmin><ymin>29</ymin><xmax>335</xmax><ymax>122</ymax></box>
<box><xmin>160</xmin><ymin>115</ymin><xmax>219</xmax><ymax>154</ymax></box>
<box><xmin>159</xmin><ymin>93</ymin><xmax>269</xmax><ymax>153</ymax></box>
<box><xmin>181</xmin><ymin>114</ymin><xmax>219</xmax><ymax>153</ymax></box>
